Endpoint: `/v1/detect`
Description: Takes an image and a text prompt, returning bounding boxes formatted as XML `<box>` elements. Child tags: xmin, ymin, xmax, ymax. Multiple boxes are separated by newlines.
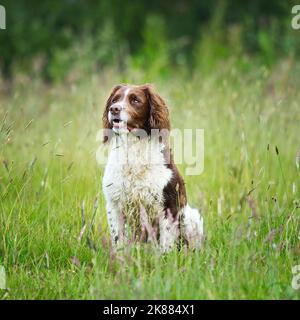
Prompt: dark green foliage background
<box><xmin>0</xmin><ymin>0</ymin><xmax>299</xmax><ymax>79</ymax></box>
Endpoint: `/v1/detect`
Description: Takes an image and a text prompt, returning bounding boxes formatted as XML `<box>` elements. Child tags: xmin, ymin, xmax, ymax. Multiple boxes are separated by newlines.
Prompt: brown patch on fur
<box><xmin>141</xmin><ymin>84</ymin><xmax>170</xmax><ymax>132</ymax></box>
<box><xmin>102</xmin><ymin>84</ymin><xmax>123</xmax><ymax>143</ymax></box>
<box><xmin>163</xmin><ymin>150</ymin><xmax>187</xmax><ymax>218</ymax></box>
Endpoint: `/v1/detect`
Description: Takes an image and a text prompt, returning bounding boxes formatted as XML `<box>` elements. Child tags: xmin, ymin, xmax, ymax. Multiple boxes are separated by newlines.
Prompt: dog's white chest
<box><xmin>103</xmin><ymin>136</ymin><xmax>172</xmax><ymax>208</ymax></box>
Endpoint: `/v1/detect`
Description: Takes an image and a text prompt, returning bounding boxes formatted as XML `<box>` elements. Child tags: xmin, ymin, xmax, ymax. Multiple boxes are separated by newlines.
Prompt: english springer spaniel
<box><xmin>102</xmin><ymin>84</ymin><xmax>204</xmax><ymax>252</ymax></box>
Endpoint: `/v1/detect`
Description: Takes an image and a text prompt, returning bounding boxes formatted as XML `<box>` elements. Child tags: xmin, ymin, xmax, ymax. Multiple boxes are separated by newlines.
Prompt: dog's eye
<box><xmin>111</xmin><ymin>95</ymin><xmax>120</xmax><ymax>103</ymax></box>
<box><xmin>132</xmin><ymin>96</ymin><xmax>140</xmax><ymax>104</ymax></box>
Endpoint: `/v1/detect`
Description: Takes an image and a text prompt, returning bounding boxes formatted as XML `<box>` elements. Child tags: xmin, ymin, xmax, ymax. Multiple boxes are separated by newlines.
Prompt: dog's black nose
<box><xmin>109</xmin><ymin>105</ymin><xmax>121</xmax><ymax>115</ymax></box>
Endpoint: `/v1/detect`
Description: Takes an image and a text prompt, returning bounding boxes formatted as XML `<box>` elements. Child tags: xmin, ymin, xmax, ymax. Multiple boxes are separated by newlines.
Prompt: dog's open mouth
<box><xmin>112</xmin><ymin>118</ymin><xmax>126</xmax><ymax>129</ymax></box>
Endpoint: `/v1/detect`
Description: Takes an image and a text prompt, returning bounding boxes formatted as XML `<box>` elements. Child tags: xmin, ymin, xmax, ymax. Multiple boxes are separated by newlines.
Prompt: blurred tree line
<box><xmin>0</xmin><ymin>0</ymin><xmax>299</xmax><ymax>81</ymax></box>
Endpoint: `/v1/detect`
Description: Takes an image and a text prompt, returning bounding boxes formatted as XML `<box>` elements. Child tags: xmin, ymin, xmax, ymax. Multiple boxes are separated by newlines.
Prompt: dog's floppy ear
<box><xmin>143</xmin><ymin>84</ymin><xmax>170</xmax><ymax>131</ymax></box>
<box><xmin>102</xmin><ymin>84</ymin><xmax>122</xmax><ymax>143</ymax></box>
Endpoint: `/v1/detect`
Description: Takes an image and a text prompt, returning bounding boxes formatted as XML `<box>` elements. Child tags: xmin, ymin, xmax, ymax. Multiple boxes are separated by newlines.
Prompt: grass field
<box><xmin>0</xmin><ymin>59</ymin><xmax>300</xmax><ymax>299</ymax></box>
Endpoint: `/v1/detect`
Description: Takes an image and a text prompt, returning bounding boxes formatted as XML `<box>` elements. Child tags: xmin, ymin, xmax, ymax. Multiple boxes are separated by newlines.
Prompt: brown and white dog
<box><xmin>102</xmin><ymin>84</ymin><xmax>204</xmax><ymax>252</ymax></box>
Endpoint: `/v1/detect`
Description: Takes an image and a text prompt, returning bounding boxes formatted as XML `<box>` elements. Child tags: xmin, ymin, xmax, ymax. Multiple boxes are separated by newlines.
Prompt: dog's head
<box><xmin>102</xmin><ymin>84</ymin><xmax>170</xmax><ymax>143</ymax></box>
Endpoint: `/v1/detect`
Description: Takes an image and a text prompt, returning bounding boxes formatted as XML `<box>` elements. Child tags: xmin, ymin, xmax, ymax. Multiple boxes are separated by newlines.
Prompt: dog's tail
<box><xmin>181</xmin><ymin>204</ymin><xmax>204</xmax><ymax>249</ymax></box>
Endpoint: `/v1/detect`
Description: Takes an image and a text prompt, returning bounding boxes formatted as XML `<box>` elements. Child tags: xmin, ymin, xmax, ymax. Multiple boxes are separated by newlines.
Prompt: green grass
<box><xmin>0</xmin><ymin>60</ymin><xmax>300</xmax><ymax>299</ymax></box>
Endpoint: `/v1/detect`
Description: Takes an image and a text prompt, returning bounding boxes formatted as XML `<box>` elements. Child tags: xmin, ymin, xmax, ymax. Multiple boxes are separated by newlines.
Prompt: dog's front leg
<box><xmin>181</xmin><ymin>204</ymin><xmax>204</xmax><ymax>250</ymax></box>
<box><xmin>159</xmin><ymin>213</ymin><xmax>180</xmax><ymax>253</ymax></box>
<box><xmin>106</xmin><ymin>201</ymin><xmax>125</xmax><ymax>248</ymax></box>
